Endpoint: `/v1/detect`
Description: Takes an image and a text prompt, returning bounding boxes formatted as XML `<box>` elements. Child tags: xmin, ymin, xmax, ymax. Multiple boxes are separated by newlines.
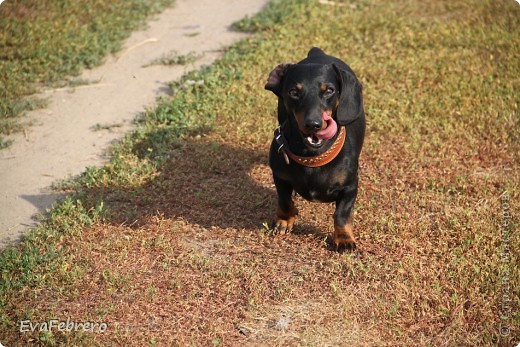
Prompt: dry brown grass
<box><xmin>4</xmin><ymin>128</ymin><xmax>517</xmax><ymax>345</ymax></box>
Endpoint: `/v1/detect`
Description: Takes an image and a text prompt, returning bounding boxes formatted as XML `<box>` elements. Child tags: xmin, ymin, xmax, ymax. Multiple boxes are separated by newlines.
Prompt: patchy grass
<box><xmin>1</xmin><ymin>0</ymin><xmax>519</xmax><ymax>345</ymax></box>
<box><xmin>143</xmin><ymin>50</ymin><xmax>203</xmax><ymax>67</ymax></box>
<box><xmin>91</xmin><ymin>122</ymin><xmax>125</xmax><ymax>133</ymax></box>
<box><xmin>0</xmin><ymin>0</ymin><xmax>175</xmax><ymax>146</ymax></box>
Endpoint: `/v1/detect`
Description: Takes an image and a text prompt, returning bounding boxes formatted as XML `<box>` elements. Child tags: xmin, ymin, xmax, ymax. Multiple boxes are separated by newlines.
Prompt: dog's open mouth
<box><xmin>305</xmin><ymin>135</ymin><xmax>323</xmax><ymax>148</ymax></box>
<box><xmin>303</xmin><ymin>112</ymin><xmax>338</xmax><ymax>148</ymax></box>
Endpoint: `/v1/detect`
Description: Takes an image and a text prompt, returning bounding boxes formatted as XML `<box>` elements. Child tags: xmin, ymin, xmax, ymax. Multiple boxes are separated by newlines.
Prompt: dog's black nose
<box><xmin>305</xmin><ymin>120</ymin><xmax>322</xmax><ymax>131</ymax></box>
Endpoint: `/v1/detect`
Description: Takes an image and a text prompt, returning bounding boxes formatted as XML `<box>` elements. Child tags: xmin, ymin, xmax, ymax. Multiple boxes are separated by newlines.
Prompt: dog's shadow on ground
<box><xmin>102</xmin><ymin>135</ymin><xmax>323</xmax><ymax>237</ymax></box>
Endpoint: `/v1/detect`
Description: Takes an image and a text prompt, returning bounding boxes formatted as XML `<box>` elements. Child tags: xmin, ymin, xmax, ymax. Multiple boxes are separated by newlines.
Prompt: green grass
<box><xmin>143</xmin><ymin>50</ymin><xmax>202</xmax><ymax>67</ymax></box>
<box><xmin>0</xmin><ymin>0</ymin><xmax>175</xmax><ymax>146</ymax></box>
<box><xmin>0</xmin><ymin>0</ymin><xmax>518</xmax><ymax>345</ymax></box>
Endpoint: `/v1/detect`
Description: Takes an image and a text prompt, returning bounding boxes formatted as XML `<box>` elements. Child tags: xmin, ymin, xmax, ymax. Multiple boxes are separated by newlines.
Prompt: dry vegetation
<box><xmin>1</xmin><ymin>0</ymin><xmax>518</xmax><ymax>346</ymax></box>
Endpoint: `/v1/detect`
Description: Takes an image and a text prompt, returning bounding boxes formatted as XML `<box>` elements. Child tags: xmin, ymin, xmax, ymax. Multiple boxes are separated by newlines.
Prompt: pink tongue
<box><xmin>315</xmin><ymin>112</ymin><xmax>337</xmax><ymax>140</ymax></box>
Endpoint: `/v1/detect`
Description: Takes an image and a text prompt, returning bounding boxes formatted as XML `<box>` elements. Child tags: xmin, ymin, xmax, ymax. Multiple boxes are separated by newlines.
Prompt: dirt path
<box><xmin>0</xmin><ymin>0</ymin><xmax>269</xmax><ymax>248</ymax></box>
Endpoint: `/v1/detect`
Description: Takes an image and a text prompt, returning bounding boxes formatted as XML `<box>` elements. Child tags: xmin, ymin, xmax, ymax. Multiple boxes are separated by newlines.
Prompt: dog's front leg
<box><xmin>273</xmin><ymin>176</ymin><xmax>297</xmax><ymax>234</ymax></box>
<box><xmin>333</xmin><ymin>178</ymin><xmax>359</xmax><ymax>251</ymax></box>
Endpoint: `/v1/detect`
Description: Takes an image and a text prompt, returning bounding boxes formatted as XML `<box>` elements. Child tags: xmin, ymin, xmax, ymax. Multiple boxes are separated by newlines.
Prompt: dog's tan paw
<box><xmin>333</xmin><ymin>223</ymin><xmax>356</xmax><ymax>252</ymax></box>
<box><xmin>273</xmin><ymin>205</ymin><xmax>297</xmax><ymax>235</ymax></box>
<box><xmin>273</xmin><ymin>218</ymin><xmax>295</xmax><ymax>235</ymax></box>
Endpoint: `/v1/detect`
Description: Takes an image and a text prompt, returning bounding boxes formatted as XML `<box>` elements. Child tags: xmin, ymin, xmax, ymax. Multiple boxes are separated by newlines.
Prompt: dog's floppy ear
<box><xmin>332</xmin><ymin>64</ymin><xmax>363</xmax><ymax>125</ymax></box>
<box><xmin>265</xmin><ymin>63</ymin><xmax>292</xmax><ymax>97</ymax></box>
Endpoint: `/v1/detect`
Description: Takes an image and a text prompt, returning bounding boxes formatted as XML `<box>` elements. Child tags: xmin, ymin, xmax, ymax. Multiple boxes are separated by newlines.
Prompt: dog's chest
<box><xmin>293</xmin><ymin>168</ymin><xmax>349</xmax><ymax>202</ymax></box>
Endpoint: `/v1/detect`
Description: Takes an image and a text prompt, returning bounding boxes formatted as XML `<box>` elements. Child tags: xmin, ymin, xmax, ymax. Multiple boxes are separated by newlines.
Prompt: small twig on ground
<box><xmin>45</xmin><ymin>83</ymin><xmax>113</xmax><ymax>93</ymax></box>
<box><xmin>116</xmin><ymin>38</ymin><xmax>160</xmax><ymax>62</ymax></box>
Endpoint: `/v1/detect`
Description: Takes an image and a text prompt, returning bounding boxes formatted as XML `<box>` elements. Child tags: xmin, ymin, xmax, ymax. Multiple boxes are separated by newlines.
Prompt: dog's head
<box><xmin>265</xmin><ymin>62</ymin><xmax>363</xmax><ymax>149</ymax></box>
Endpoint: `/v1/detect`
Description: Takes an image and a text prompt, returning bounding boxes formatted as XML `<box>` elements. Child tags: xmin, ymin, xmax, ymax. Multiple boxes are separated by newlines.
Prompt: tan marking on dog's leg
<box><xmin>333</xmin><ymin>218</ymin><xmax>356</xmax><ymax>250</ymax></box>
<box><xmin>274</xmin><ymin>203</ymin><xmax>297</xmax><ymax>234</ymax></box>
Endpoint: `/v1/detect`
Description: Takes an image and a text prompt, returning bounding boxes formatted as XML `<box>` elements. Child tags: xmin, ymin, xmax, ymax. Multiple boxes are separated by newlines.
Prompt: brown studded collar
<box><xmin>274</xmin><ymin>122</ymin><xmax>346</xmax><ymax>167</ymax></box>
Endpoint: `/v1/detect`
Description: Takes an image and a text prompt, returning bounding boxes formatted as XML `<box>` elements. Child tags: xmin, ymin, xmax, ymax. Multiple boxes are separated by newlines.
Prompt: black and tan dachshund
<box><xmin>265</xmin><ymin>47</ymin><xmax>365</xmax><ymax>251</ymax></box>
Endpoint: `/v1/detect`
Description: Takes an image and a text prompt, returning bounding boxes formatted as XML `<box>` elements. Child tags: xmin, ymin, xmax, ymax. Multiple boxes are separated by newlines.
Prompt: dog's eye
<box><xmin>324</xmin><ymin>87</ymin><xmax>335</xmax><ymax>97</ymax></box>
<box><xmin>288</xmin><ymin>88</ymin><xmax>299</xmax><ymax>99</ymax></box>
